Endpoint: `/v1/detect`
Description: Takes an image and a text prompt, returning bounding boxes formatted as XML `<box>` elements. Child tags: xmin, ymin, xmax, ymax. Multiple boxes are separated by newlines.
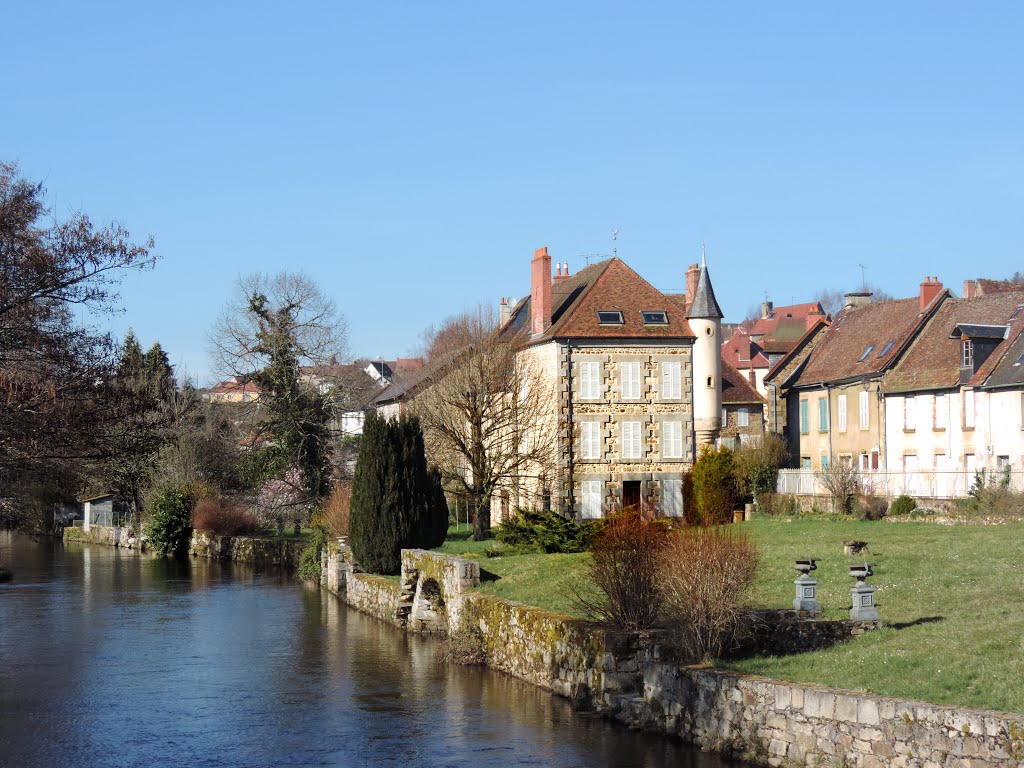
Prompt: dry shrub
<box><xmin>322</xmin><ymin>482</ymin><xmax>352</xmax><ymax>537</ymax></box>
<box><xmin>756</xmin><ymin>492</ymin><xmax>798</xmax><ymax>516</ymax></box>
<box><xmin>573</xmin><ymin>511</ymin><xmax>669</xmax><ymax>630</ymax></box>
<box><xmin>658</xmin><ymin>527</ymin><xmax>760</xmax><ymax>661</ymax></box>
<box><xmin>191</xmin><ymin>496</ymin><xmax>262</xmax><ymax>536</ymax></box>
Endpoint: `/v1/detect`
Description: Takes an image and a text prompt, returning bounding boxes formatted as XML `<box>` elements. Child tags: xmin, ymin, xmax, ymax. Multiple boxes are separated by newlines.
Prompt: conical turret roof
<box><xmin>686</xmin><ymin>261</ymin><xmax>723</xmax><ymax>320</ymax></box>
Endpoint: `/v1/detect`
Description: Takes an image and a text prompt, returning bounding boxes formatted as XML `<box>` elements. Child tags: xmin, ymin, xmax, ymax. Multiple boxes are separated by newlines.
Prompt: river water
<box><xmin>0</xmin><ymin>532</ymin><xmax>737</xmax><ymax>768</ymax></box>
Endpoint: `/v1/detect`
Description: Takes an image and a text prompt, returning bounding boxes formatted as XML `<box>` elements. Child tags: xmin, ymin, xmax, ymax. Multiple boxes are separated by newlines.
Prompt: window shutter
<box><xmin>663</xmin><ymin>421</ymin><xmax>682</xmax><ymax>459</ymax></box>
<box><xmin>581</xmin><ymin>480</ymin><xmax>603</xmax><ymax>519</ymax></box>
<box><xmin>622</xmin><ymin>421</ymin><xmax>641</xmax><ymax>459</ymax></box>
<box><xmin>621</xmin><ymin>362</ymin><xmax>640</xmax><ymax>399</ymax></box>
<box><xmin>581</xmin><ymin>361</ymin><xmax>601</xmax><ymax>399</ymax></box>
<box><xmin>860</xmin><ymin>392</ymin><xmax>870</xmax><ymax>429</ymax></box>
<box><xmin>837</xmin><ymin>396</ymin><xmax>847</xmax><ymax>431</ymax></box>
<box><xmin>662</xmin><ymin>362</ymin><xmax>681</xmax><ymax>399</ymax></box>
<box><xmin>662</xmin><ymin>478</ymin><xmax>683</xmax><ymax>517</ymax></box>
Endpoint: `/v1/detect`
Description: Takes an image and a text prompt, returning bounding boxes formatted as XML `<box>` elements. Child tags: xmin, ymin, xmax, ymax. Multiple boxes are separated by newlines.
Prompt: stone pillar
<box><xmin>83</xmin><ymin>501</ymin><xmax>91</xmax><ymax>533</ymax></box>
<box><xmin>793</xmin><ymin>574</ymin><xmax>821</xmax><ymax>613</ymax></box>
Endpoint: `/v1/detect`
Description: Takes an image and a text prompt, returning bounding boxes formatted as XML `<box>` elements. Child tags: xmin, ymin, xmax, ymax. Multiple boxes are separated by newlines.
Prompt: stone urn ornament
<box><xmin>849</xmin><ymin>563</ymin><xmax>880</xmax><ymax>621</ymax></box>
<box><xmin>793</xmin><ymin>558</ymin><xmax>821</xmax><ymax>613</ymax></box>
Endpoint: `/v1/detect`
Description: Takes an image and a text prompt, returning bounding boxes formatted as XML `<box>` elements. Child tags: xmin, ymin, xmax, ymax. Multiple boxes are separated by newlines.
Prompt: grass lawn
<box><xmin>437</xmin><ymin>517</ymin><xmax>1024</xmax><ymax>714</ymax></box>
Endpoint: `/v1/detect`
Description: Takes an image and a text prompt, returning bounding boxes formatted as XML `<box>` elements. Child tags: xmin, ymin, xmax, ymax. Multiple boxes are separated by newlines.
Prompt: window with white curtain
<box><xmin>662</xmin><ymin>421</ymin><xmax>682</xmax><ymax>458</ymax></box>
<box><xmin>661</xmin><ymin>361</ymin><xmax>681</xmax><ymax>399</ymax></box>
<box><xmin>621</xmin><ymin>421</ymin><xmax>642</xmax><ymax>459</ymax></box>
<box><xmin>620</xmin><ymin>362</ymin><xmax>641</xmax><ymax>399</ymax></box>
<box><xmin>580</xmin><ymin>361</ymin><xmax>600</xmax><ymax>400</ymax></box>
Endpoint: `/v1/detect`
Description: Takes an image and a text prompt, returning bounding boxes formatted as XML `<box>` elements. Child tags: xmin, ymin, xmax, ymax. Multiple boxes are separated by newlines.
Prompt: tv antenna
<box><xmin>857</xmin><ymin>264</ymin><xmax>868</xmax><ymax>292</ymax></box>
<box><xmin>611</xmin><ymin>227</ymin><xmax>620</xmax><ymax>258</ymax></box>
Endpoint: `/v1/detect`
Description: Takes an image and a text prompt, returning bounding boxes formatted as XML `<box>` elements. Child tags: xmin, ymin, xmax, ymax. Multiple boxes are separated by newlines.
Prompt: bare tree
<box><xmin>411</xmin><ymin>306</ymin><xmax>558</xmax><ymax>540</ymax></box>
<box><xmin>820</xmin><ymin>460</ymin><xmax>860</xmax><ymax>514</ymax></box>
<box><xmin>815</xmin><ymin>284</ymin><xmax>894</xmax><ymax>317</ymax></box>
<box><xmin>208</xmin><ymin>272</ymin><xmax>349</xmax><ymax>500</ymax></box>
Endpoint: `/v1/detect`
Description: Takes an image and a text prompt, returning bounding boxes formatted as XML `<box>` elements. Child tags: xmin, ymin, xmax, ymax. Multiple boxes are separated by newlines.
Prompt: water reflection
<box><xmin>0</xmin><ymin>534</ymin><xmax>735</xmax><ymax>768</ymax></box>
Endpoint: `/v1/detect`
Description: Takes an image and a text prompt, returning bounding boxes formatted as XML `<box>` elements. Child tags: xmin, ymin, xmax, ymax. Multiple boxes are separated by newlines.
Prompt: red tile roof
<box><xmin>503</xmin><ymin>258</ymin><xmax>696</xmax><ymax>343</ymax></box>
<box><xmin>882</xmin><ymin>290</ymin><xmax>1024</xmax><ymax>393</ymax></box>
<box><xmin>748</xmin><ymin>302</ymin><xmax>828</xmax><ymax>338</ymax></box>
<box><xmin>722</xmin><ymin>359</ymin><xmax>765</xmax><ymax>404</ymax></box>
<box><xmin>209</xmin><ymin>378</ymin><xmax>261</xmax><ymax>396</ymax></box>
<box><xmin>793</xmin><ymin>293</ymin><xmax>947</xmax><ymax>387</ymax></box>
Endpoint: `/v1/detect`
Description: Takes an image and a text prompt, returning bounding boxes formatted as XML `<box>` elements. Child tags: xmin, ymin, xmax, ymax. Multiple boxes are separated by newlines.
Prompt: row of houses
<box><xmin>764</xmin><ymin>277</ymin><xmax>1024</xmax><ymax>497</ymax></box>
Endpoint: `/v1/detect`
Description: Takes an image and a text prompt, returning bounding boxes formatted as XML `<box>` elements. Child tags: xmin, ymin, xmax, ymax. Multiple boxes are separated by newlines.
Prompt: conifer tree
<box><xmin>349</xmin><ymin>412</ymin><xmax>402</xmax><ymax>573</ymax></box>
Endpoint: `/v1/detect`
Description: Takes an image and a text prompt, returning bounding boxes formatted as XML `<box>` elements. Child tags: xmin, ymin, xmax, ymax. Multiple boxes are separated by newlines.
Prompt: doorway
<box><xmin>622</xmin><ymin>481</ymin><xmax>641</xmax><ymax>511</ymax></box>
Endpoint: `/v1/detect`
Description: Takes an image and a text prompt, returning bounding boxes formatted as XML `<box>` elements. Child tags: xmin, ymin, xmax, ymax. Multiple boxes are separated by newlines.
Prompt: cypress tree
<box><xmin>349</xmin><ymin>412</ymin><xmax>402</xmax><ymax>573</ymax></box>
<box><xmin>425</xmin><ymin>466</ymin><xmax>450</xmax><ymax>549</ymax></box>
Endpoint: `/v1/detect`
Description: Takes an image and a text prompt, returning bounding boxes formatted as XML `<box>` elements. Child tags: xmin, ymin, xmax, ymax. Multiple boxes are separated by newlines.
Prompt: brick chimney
<box><xmin>920</xmin><ymin>276</ymin><xmax>943</xmax><ymax>312</ymax></box>
<box><xmin>963</xmin><ymin>279</ymin><xmax>976</xmax><ymax>299</ymax></box>
<box><xmin>531</xmin><ymin>247</ymin><xmax>553</xmax><ymax>337</ymax></box>
<box><xmin>761</xmin><ymin>299</ymin><xmax>774</xmax><ymax>319</ymax></box>
<box><xmin>553</xmin><ymin>262</ymin><xmax>571</xmax><ymax>282</ymax></box>
<box><xmin>685</xmin><ymin>263</ymin><xmax>700</xmax><ymax>309</ymax></box>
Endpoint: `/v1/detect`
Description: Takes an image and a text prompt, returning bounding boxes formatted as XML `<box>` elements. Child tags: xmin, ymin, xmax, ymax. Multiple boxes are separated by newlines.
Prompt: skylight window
<box><xmin>596</xmin><ymin>310</ymin><xmax>624</xmax><ymax>325</ymax></box>
<box><xmin>877</xmin><ymin>341</ymin><xmax>895</xmax><ymax>358</ymax></box>
<box><xmin>642</xmin><ymin>310</ymin><xmax>668</xmax><ymax>325</ymax></box>
<box><xmin>858</xmin><ymin>345</ymin><xmax>875</xmax><ymax>362</ymax></box>
<box><xmin>1010</xmin><ymin>305</ymin><xmax>1024</xmax><ymax>321</ymax></box>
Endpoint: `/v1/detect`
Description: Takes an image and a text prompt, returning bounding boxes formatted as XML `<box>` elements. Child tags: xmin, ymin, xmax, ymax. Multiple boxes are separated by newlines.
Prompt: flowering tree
<box><xmin>255</xmin><ymin>466</ymin><xmax>308</xmax><ymax>533</ymax></box>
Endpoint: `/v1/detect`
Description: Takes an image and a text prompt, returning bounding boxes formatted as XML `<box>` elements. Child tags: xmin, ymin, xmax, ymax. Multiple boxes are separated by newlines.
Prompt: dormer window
<box><xmin>642</xmin><ymin>310</ymin><xmax>668</xmax><ymax>325</ymax></box>
<box><xmin>597</xmin><ymin>310</ymin><xmax>624</xmax><ymax>325</ymax></box>
<box><xmin>962</xmin><ymin>340</ymin><xmax>974</xmax><ymax>368</ymax></box>
<box><xmin>858</xmin><ymin>345</ymin><xmax>875</xmax><ymax>362</ymax></box>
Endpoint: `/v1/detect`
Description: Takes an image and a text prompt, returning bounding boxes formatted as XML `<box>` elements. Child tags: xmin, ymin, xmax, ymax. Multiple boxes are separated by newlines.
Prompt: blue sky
<box><xmin>4</xmin><ymin>2</ymin><xmax>1022</xmax><ymax>384</ymax></box>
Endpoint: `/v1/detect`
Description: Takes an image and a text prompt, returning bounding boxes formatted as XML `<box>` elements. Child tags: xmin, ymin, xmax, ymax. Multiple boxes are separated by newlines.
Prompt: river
<box><xmin>0</xmin><ymin>532</ymin><xmax>737</xmax><ymax>768</ymax></box>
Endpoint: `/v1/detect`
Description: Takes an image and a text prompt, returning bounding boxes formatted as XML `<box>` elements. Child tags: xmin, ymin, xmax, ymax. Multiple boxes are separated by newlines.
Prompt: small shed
<box><xmin>81</xmin><ymin>494</ymin><xmax>129</xmax><ymax>531</ymax></box>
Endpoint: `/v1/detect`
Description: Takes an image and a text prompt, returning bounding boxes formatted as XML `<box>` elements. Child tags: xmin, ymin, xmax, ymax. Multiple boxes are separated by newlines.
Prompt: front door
<box><xmin>622</xmin><ymin>481</ymin><xmax>641</xmax><ymax>512</ymax></box>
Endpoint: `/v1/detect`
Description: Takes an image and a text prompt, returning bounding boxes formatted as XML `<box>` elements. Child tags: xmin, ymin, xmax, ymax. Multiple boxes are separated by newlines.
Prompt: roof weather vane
<box><xmin>611</xmin><ymin>228</ymin><xmax>620</xmax><ymax>258</ymax></box>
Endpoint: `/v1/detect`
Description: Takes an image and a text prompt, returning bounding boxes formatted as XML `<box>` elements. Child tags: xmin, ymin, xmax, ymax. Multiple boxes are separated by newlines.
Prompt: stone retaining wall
<box><xmin>189</xmin><ymin>531</ymin><xmax>308</xmax><ymax>568</ymax></box>
<box><xmin>63</xmin><ymin>524</ymin><xmax>145</xmax><ymax>550</ymax></box>
<box><xmin>326</xmin><ymin>546</ymin><xmax>1024</xmax><ymax>768</ymax></box>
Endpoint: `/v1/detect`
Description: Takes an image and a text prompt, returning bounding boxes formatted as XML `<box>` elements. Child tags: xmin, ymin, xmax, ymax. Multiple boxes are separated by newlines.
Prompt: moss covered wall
<box><xmin>189</xmin><ymin>531</ymin><xmax>307</xmax><ymax>569</ymax></box>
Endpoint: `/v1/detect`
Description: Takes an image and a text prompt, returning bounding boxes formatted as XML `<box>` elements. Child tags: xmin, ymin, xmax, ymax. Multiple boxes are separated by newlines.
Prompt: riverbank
<box><xmin>322</xmin><ymin>543</ymin><xmax>1024</xmax><ymax>768</ymax></box>
<box><xmin>63</xmin><ymin>524</ymin><xmax>308</xmax><ymax>569</ymax></box>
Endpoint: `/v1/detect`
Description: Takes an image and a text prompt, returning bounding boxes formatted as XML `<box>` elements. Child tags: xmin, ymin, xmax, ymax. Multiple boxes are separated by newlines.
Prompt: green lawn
<box><xmin>437</xmin><ymin>517</ymin><xmax>1024</xmax><ymax>714</ymax></box>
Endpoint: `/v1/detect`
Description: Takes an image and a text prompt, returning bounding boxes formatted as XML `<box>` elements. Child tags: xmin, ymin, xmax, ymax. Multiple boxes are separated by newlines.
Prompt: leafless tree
<box><xmin>411</xmin><ymin>306</ymin><xmax>558</xmax><ymax>540</ymax></box>
<box><xmin>815</xmin><ymin>284</ymin><xmax>894</xmax><ymax>317</ymax></box>
<box><xmin>820</xmin><ymin>460</ymin><xmax>860</xmax><ymax>513</ymax></box>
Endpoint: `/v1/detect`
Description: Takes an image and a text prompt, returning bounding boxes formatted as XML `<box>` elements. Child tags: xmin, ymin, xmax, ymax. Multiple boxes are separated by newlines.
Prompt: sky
<box><xmin>3</xmin><ymin>2</ymin><xmax>1022</xmax><ymax>384</ymax></box>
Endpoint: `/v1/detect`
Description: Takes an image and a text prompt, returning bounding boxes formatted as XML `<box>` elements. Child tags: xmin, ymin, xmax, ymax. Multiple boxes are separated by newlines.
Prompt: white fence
<box><xmin>776</xmin><ymin>468</ymin><xmax>1024</xmax><ymax>499</ymax></box>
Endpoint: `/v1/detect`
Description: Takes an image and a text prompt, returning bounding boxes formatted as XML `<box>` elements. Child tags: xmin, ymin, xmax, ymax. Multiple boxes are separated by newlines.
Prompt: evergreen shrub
<box><xmin>888</xmin><ymin>494</ymin><xmax>916</xmax><ymax>518</ymax></box>
<box><xmin>145</xmin><ymin>485</ymin><xmax>194</xmax><ymax>556</ymax></box>
<box><xmin>692</xmin><ymin>445</ymin><xmax>737</xmax><ymax>525</ymax></box>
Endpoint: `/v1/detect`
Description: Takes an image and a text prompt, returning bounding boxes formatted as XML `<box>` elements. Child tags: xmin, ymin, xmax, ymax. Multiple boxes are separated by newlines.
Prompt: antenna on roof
<box><xmin>611</xmin><ymin>227</ymin><xmax>620</xmax><ymax>258</ymax></box>
<box><xmin>858</xmin><ymin>264</ymin><xmax>868</xmax><ymax>292</ymax></box>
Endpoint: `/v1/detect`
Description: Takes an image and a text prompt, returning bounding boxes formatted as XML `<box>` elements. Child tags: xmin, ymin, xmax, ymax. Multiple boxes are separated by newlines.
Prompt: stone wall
<box><xmin>63</xmin><ymin>524</ymin><xmax>145</xmax><ymax>550</ymax></box>
<box><xmin>345</xmin><ymin>573</ymin><xmax>403</xmax><ymax>626</ymax></box>
<box><xmin>188</xmin><ymin>531</ymin><xmax>307</xmax><ymax>569</ymax></box>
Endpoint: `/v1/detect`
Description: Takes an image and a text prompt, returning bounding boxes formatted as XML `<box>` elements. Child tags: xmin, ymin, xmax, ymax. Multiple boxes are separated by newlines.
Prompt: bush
<box><xmin>820</xmin><ymin>461</ymin><xmax>859</xmax><ymax>514</ymax></box>
<box><xmin>858</xmin><ymin>494</ymin><xmax>889</xmax><ymax>521</ymax></box>
<box><xmin>322</xmin><ymin>482</ymin><xmax>352</xmax><ymax>537</ymax></box>
<box><xmin>145</xmin><ymin>485</ymin><xmax>194</xmax><ymax>556</ymax></box>
<box><xmin>658</xmin><ymin>527</ymin><xmax>760</xmax><ymax>661</ymax></box>
<box><xmin>191</xmin><ymin>496</ymin><xmax>262</xmax><ymax>536</ymax></box>
<box><xmin>297</xmin><ymin>526</ymin><xmax>328</xmax><ymax>582</ymax></box>
<box><xmin>733</xmin><ymin>433</ymin><xmax>788</xmax><ymax>504</ymax></box>
<box><xmin>692</xmin><ymin>445</ymin><xmax>737</xmax><ymax>525</ymax></box>
<box><xmin>573</xmin><ymin>511</ymin><xmax>668</xmax><ymax>630</ymax></box>
<box><xmin>888</xmin><ymin>494</ymin><xmax>916</xmax><ymax>518</ymax></box>
<box><xmin>494</xmin><ymin>508</ymin><xmax>599</xmax><ymax>554</ymax></box>
<box><xmin>756</xmin><ymin>492</ymin><xmax>799</xmax><ymax>516</ymax></box>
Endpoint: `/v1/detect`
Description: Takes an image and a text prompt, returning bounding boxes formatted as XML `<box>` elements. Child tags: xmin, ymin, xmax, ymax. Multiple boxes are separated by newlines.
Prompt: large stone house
<box><xmin>494</xmin><ymin>247</ymin><xmax>723</xmax><ymax>520</ymax></box>
<box><xmin>882</xmin><ymin>287</ymin><xmax>1024</xmax><ymax>495</ymax></box>
<box><xmin>772</xmin><ymin>279</ymin><xmax>948</xmax><ymax>471</ymax></box>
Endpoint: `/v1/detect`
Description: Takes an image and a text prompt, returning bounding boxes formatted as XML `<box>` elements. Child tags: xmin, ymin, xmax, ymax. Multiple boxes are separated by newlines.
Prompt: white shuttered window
<box><xmin>662</xmin><ymin>421</ymin><xmax>683</xmax><ymax>459</ymax></box>
<box><xmin>837</xmin><ymin>395</ymin><xmax>847</xmax><ymax>431</ymax></box>
<box><xmin>581</xmin><ymin>480</ymin><xmax>603</xmax><ymax>519</ymax></box>
<box><xmin>621</xmin><ymin>421</ymin><xmax>642</xmax><ymax>459</ymax></box>
<box><xmin>662</xmin><ymin>478</ymin><xmax>683</xmax><ymax>517</ymax></box>
<box><xmin>661</xmin><ymin>361</ymin><xmax>681</xmax><ymax>399</ymax></box>
<box><xmin>859</xmin><ymin>391</ymin><xmax>870</xmax><ymax>429</ymax></box>
<box><xmin>580</xmin><ymin>361</ymin><xmax>600</xmax><ymax>400</ymax></box>
<box><xmin>580</xmin><ymin>422</ymin><xmax>602</xmax><ymax>459</ymax></box>
<box><xmin>620</xmin><ymin>362</ymin><xmax>641</xmax><ymax>399</ymax></box>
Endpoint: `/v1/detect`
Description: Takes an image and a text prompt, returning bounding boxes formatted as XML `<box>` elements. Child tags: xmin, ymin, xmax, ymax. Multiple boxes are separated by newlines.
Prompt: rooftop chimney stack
<box><xmin>844</xmin><ymin>291</ymin><xmax>873</xmax><ymax>310</ymax></box>
<box><xmin>963</xmin><ymin>279</ymin><xmax>976</xmax><ymax>299</ymax></box>
<box><xmin>531</xmin><ymin>247</ymin><xmax>553</xmax><ymax>337</ymax></box>
<box><xmin>553</xmin><ymin>262</ymin><xmax>571</xmax><ymax>283</ymax></box>
<box><xmin>685</xmin><ymin>263</ymin><xmax>701</xmax><ymax>308</ymax></box>
<box><xmin>499</xmin><ymin>297</ymin><xmax>512</xmax><ymax>327</ymax></box>
<box><xmin>919</xmin><ymin>276</ymin><xmax>944</xmax><ymax>312</ymax></box>
<box><xmin>761</xmin><ymin>300</ymin><xmax>774</xmax><ymax>319</ymax></box>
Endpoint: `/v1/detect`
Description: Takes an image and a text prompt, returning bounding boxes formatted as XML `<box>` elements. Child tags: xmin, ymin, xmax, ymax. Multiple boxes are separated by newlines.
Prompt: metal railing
<box><xmin>776</xmin><ymin>468</ymin><xmax>1024</xmax><ymax>499</ymax></box>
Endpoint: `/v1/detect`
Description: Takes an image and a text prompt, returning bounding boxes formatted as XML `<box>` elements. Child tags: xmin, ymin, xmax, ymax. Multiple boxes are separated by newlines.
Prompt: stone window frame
<box><xmin>656</xmin><ymin>473</ymin><xmax>685</xmax><ymax>518</ymax></box>
<box><xmin>577</xmin><ymin>474</ymin><xmax>610</xmax><ymax>520</ymax></box>
<box><xmin>611</xmin><ymin>414</ymin><xmax>652</xmax><ymax>462</ymax></box>
<box><xmin>658</xmin><ymin>358</ymin><xmax>684</xmax><ymax>402</ymax></box>
<box><xmin>613</xmin><ymin>355</ymin><xmax>648</xmax><ymax>402</ymax></box>
<box><xmin>656</xmin><ymin>417</ymin><xmax>686</xmax><ymax>462</ymax></box>
<box><xmin>576</xmin><ymin>415</ymin><xmax>609</xmax><ymax>463</ymax></box>
<box><xmin>572</xmin><ymin>353</ymin><xmax>610</xmax><ymax>403</ymax></box>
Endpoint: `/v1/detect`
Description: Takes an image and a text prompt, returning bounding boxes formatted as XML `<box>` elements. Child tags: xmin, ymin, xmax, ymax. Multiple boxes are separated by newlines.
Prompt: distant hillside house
<box><xmin>205</xmin><ymin>377</ymin><xmax>261</xmax><ymax>404</ymax></box>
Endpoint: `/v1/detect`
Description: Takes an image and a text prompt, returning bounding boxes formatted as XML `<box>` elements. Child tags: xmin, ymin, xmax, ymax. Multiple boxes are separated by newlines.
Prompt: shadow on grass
<box><xmin>479</xmin><ymin>568</ymin><xmax>500</xmax><ymax>583</ymax></box>
<box><xmin>888</xmin><ymin>615</ymin><xmax>944</xmax><ymax>630</ymax></box>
